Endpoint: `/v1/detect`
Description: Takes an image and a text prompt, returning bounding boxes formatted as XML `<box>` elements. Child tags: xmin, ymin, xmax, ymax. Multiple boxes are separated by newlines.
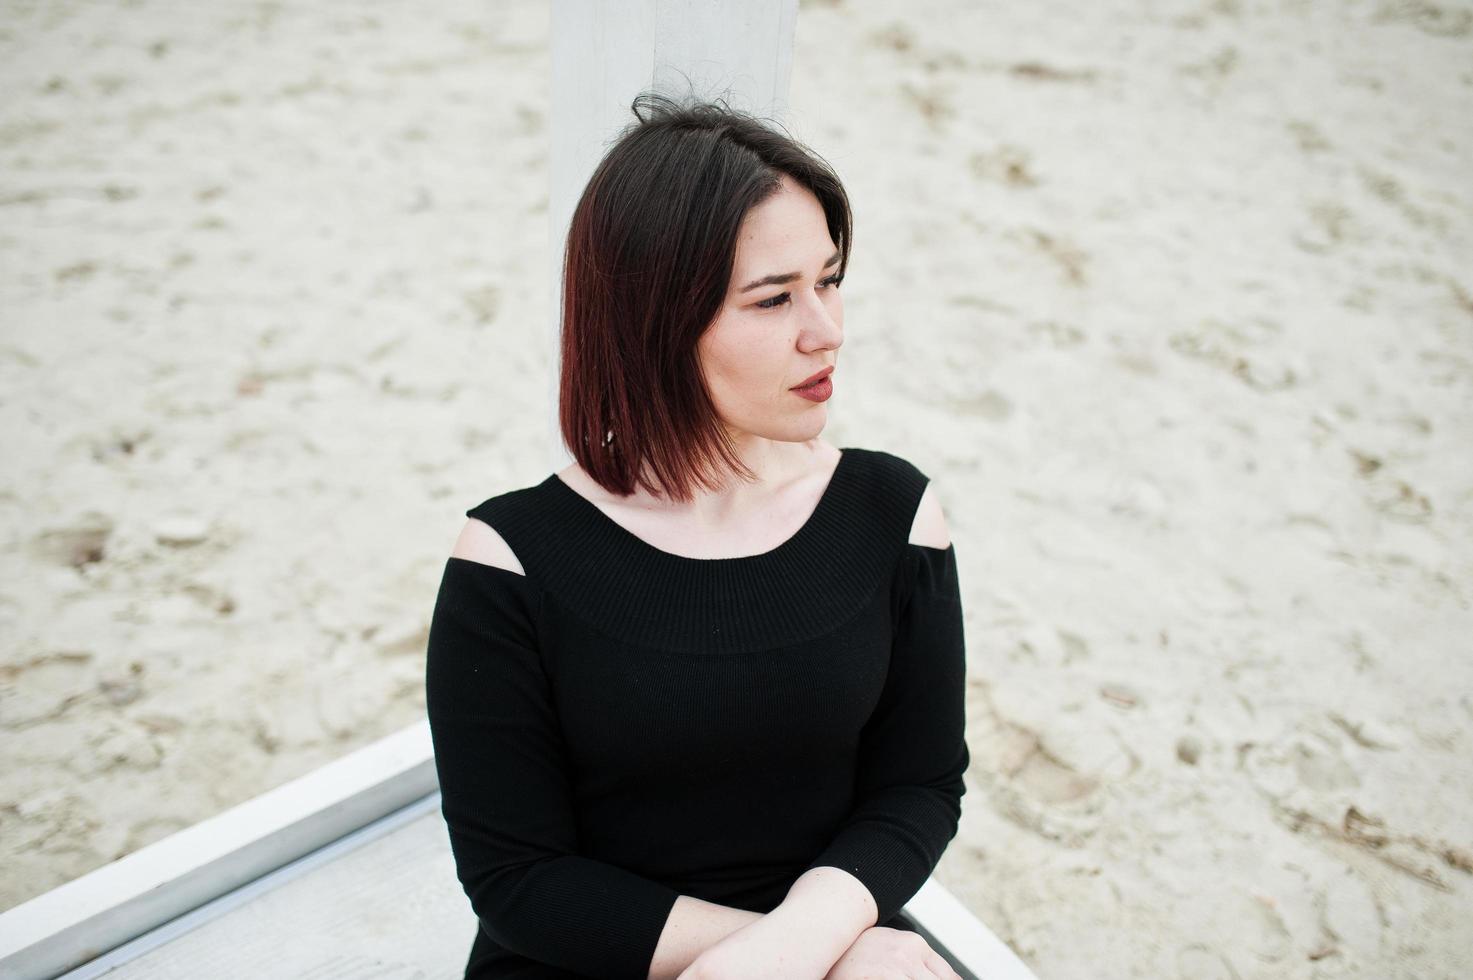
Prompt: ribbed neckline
<box><xmin>465</xmin><ymin>446</ymin><xmax>916</xmax><ymax>653</ymax></box>
<box><xmin>541</xmin><ymin>446</ymin><xmax>853</xmax><ymax>567</ymax></box>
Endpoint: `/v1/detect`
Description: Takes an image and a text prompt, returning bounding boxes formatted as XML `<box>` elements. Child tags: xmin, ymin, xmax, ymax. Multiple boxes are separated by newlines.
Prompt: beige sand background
<box><xmin>3</xmin><ymin>0</ymin><xmax>1471</xmax><ymax>976</ymax></box>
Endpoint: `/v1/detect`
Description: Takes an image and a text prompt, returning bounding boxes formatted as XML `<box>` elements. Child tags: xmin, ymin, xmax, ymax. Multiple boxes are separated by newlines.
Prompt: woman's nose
<box><xmin>802</xmin><ymin>291</ymin><xmax>842</xmax><ymax>347</ymax></box>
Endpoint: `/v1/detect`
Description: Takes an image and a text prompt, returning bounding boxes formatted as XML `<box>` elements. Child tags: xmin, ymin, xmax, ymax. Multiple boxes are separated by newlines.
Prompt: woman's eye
<box><xmin>755</xmin><ymin>275</ymin><xmax>843</xmax><ymax>310</ymax></box>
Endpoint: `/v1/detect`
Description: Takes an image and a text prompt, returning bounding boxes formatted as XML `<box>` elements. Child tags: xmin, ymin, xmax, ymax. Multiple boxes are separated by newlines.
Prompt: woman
<box><xmin>425</xmin><ymin>93</ymin><xmax>969</xmax><ymax>980</ymax></box>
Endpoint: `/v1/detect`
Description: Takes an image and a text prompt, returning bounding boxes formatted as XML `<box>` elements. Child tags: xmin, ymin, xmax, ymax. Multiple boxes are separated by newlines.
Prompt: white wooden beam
<box><xmin>546</xmin><ymin>0</ymin><xmax>799</xmax><ymax>470</ymax></box>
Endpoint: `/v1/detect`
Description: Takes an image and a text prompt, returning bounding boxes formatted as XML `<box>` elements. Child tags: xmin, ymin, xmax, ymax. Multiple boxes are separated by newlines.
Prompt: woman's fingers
<box><xmin>924</xmin><ymin>951</ymin><xmax>963</xmax><ymax>980</ymax></box>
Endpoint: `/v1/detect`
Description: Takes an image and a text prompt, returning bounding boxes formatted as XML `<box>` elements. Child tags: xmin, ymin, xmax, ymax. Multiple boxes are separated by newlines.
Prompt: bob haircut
<box><xmin>558</xmin><ymin>91</ymin><xmax>853</xmax><ymax>503</ymax></box>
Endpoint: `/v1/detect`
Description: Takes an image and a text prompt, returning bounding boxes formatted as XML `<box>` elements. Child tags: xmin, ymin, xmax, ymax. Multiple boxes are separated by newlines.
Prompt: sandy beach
<box><xmin>2</xmin><ymin>0</ymin><xmax>1471</xmax><ymax>976</ymax></box>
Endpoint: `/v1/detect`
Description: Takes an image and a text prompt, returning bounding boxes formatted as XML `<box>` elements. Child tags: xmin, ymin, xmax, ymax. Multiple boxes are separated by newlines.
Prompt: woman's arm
<box><xmin>648</xmin><ymin>861</ymin><xmax>875</xmax><ymax>978</ymax></box>
<box><xmin>428</xmin><ymin>554</ymin><xmax>685</xmax><ymax>978</ymax></box>
<box><xmin>647</xmin><ymin>896</ymin><xmax>762</xmax><ymax>979</ymax></box>
<box><xmin>801</xmin><ymin>532</ymin><xmax>969</xmax><ymax>927</ymax></box>
<box><xmin>671</xmin><ymin>866</ymin><xmax>880</xmax><ymax>978</ymax></box>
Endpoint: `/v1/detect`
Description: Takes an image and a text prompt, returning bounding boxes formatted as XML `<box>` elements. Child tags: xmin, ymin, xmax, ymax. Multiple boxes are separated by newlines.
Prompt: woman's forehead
<box><xmin>731</xmin><ymin>188</ymin><xmax>835</xmax><ymax>274</ymax></box>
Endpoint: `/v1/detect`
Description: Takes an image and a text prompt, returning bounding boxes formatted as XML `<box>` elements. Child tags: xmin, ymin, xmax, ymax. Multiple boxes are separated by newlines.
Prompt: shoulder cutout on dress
<box><xmin>452</xmin><ymin>517</ymin><xmax>526</xmax><ymax>576</ymax></box>
<box><xmin>907</xmin><ymin>481</ymin><xmax>952</xmax><ymax>549</ymax></box>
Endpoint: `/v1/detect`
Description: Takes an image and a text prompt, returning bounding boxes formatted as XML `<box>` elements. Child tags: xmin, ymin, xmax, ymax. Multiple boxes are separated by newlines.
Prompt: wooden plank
<box><xmin>57</xmin><ymin>803</ymin><xmax>461</xmax><ymax>980</ymax></box>
<box><xmin>0</xmin><ymin>723</ymin><xmax>436</xmax><ymax>980</ymax></box>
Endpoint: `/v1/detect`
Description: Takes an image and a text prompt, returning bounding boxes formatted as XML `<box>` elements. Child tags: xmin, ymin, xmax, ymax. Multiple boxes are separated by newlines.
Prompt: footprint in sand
<box><xmin>968</xmin><ymin>144</ymin><xmax>1039</xmax><ymax>188</ymax></box>
<box><xmin>1347</xmin><ymin>449</ymin><xmax>1435</xmax><ymax>524</ymax></box>
<box><xmin>74</xmin><ymin>721</ymin><xmax>165</xmax><ymax>775</ymax></box>
<box><xmin>1166</xmin><ymin>317</ymin><xmax>1307</xmax><ymax>393</ymax></box>
<box><xmin>29</xmin><ymin>516</ymin><xmax>113</xmax><ymax>569</ymax></box>
<box><xmin>979</xmin><ymin>710</ymin><xmax>1141</xmax><ymax>846</ymax></box>
<box><xmin>0</xmin><ymin>651</ymin><xmax>97</xmax><ymax>728</ymax></box>
<box><xmin>1243</xmin><ymin>726</ymin><xmax>1360</xmax><ymax>805</ymax></box>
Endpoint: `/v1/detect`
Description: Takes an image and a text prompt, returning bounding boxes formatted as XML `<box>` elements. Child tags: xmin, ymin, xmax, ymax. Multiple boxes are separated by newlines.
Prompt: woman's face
<box><xmin>696</xmin><ymin>175</ymin><xmax>844</xmax><ymax>447</ymax></box>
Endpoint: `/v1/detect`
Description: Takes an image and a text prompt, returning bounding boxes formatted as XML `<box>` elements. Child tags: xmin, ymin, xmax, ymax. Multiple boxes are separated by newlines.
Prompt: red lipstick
<box><xmin>791</xmin><ymin>366</ymin><xmax>834</xmax><ymax>389</ymax></box>
<box><xmin>791</xmin><ymin>366</ymin><xmax>834</xmax><ymax>402</ymax></box>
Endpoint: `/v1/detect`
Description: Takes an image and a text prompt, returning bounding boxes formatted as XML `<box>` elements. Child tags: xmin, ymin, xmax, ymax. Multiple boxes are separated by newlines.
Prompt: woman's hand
<box><xmin>823</xmin><ymin>926</ymin><xmax>963</xmax><ymax>980</ymax></box>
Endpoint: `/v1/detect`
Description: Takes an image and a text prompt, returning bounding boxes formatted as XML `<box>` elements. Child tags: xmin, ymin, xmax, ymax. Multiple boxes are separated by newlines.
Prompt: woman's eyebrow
<box><xmin>739</xmin><ymin>250</ymin><xmax>841</xmax><ymax>292</ymax></box>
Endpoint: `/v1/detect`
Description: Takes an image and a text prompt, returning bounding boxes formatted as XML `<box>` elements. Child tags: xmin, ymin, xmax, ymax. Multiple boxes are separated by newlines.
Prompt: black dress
<box><xmin>425</xmin><ymin>447</ymin><xmax>969</xmax><ymax>979</ymax></box>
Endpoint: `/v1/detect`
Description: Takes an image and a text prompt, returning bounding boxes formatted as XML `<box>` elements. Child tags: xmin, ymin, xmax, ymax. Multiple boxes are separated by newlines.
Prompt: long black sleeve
<box><xmin>803</xmin><ymin>542</ymin><xmax>970</xmax><ymax>924</ymax></box>
<box><xmin>425</xmin><ymin>557</ymin><xmax>680</xmax><ymax>979</ymax></box>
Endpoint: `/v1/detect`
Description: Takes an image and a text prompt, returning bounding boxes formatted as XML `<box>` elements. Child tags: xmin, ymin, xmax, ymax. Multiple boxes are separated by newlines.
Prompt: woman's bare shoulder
<box><xmin>907</xmin><ymin>482</ymin><xmax>951</xmax><ymax>549</ymax></box>
<box><xmin>451</xmin><ymin>517</ymin><xmax>526</xmax><ymax>576</ymax></box>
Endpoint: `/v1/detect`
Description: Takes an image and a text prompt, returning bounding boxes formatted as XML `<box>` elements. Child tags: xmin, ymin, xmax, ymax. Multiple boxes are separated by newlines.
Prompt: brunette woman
<box><xmin>426</xmin><ymin>93</ymin><xmax>968</xmax><ymax>980</ymax></box>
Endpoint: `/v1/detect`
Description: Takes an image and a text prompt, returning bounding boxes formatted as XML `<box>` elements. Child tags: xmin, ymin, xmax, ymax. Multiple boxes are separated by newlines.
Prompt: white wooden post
<box><xmin>546</xmin><ymin>0</ymin><xmax>800</xmax><ymax>471</ymax></box>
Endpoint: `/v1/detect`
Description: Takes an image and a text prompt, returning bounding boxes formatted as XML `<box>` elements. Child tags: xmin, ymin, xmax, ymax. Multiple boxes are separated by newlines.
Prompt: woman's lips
<box><xmin>792</xmin><ymin>367</ymin><xmax>833</xmax><ymax>388</ymax></box>
<box><xmin>793</xmin><ymin>375</ymin><xmax>833</xmax><ymax>402</ymax></box>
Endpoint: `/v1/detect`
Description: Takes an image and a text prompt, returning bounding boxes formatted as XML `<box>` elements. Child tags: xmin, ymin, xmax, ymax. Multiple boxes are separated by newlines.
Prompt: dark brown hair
<box><xmin>558</xmin><ymin>91</ymin><xmax>853</xmax><ymax>502</ymax></box>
